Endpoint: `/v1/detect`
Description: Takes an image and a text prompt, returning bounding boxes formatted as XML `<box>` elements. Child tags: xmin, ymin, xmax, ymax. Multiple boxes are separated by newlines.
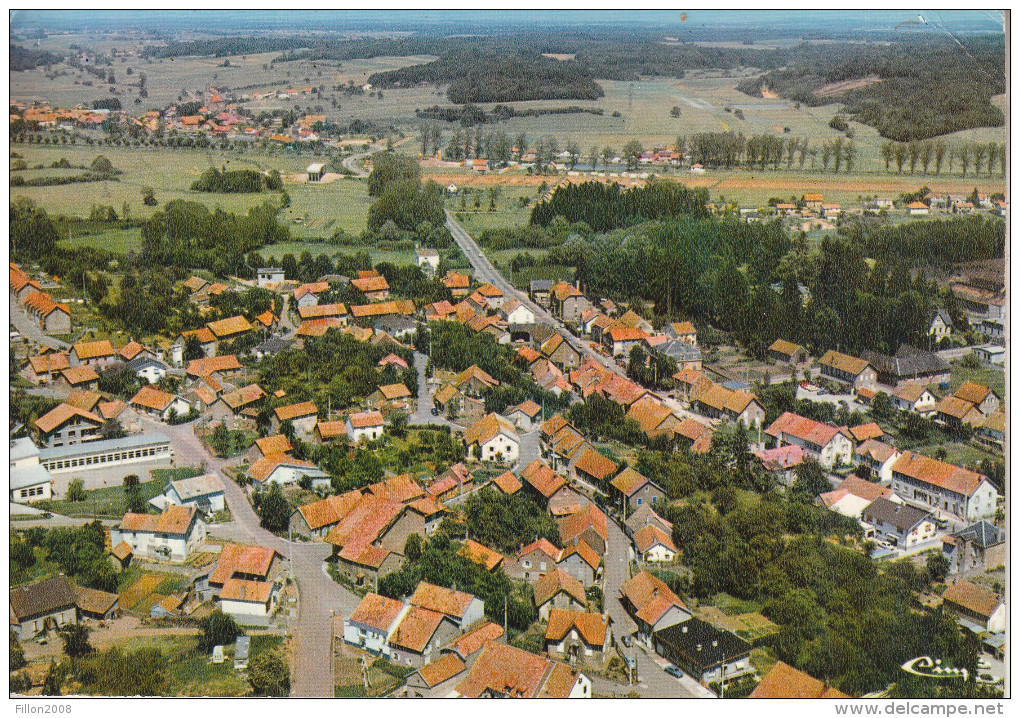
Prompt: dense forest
<box><xmin>737</xmin><ymin>37</ymin><xmax>1005</xmax><ymax>141</ymax></box>
<box><xmin>530</xmin><ymin>180</ymin><xmax>710</xmax><ymax>232</ymax></box>
<box><xmin>841</xmin><ymin>214</ymin><xmax>1005</xmax><ymax>270</ymax></box>
<box><xmin>10</xmin><ymin>44</ymin><xmax>62</xmax><ymax>71</ymax></box>
<box><xmin>369</xmin><ymin>49</ymin><xmax>604</xmax><ymax>104</ymax></box>
<box><xmin>140</xmin><ymin>199</ymin><xmax>289</xmax><ymax>274</ymax></box>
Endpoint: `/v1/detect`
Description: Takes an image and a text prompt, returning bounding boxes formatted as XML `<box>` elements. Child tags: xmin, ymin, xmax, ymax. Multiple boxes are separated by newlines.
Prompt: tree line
<box><xmin>530</xmin><ymin>180</ymin><xmax>710</xmax><ymax>232</ymax></box>
<box><xmin>682</xmin><ymin>132</ymin><xmax>859</xmax><ymax>174</ymax></box>
<box><xmin>879</xmin><ymin>140</ymin><xmax>1006</xmax><ymax>178</ymax></box>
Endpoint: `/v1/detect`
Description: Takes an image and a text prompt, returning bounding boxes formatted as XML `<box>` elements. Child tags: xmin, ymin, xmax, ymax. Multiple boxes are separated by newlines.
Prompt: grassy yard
<box><xmin>910</xmin><ymin>442</ymin><xmax>1000</xmax><ymax>469</ymax></box>
<box><xmin>259</xmin><ymin>240</ymin><xmax>414</xmax><ymax>267</ymax></box>
<box><xmin>98</xmin><ymin>634</ymin><xmax>284</xmax><ymax>696</ymax></box>
<box><xmin>38</xmin><ymin>476</ymin><xmax>167</xmax><ymax>519</ymax></box>
<box><xmin>946</xmin><ymin>362</ymin><xmax>1005</xmax><ymax>399</ymax></box>
<box><xmin>334</xmin><ymin>652</ymin><xmax>411</xmax><ymax>697</ymax></box>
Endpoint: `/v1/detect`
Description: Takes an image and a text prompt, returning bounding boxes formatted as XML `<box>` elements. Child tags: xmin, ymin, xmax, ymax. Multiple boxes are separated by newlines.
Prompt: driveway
<box><xmin>132</xmin><ymin>415</ymin><xmax>360</xmax><ymax>697</ymax></box>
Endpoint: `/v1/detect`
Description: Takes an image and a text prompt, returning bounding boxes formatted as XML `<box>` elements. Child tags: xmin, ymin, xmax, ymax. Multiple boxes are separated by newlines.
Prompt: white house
<box><xmin>499</xmin><ymin>298</ymin><xmax>536</xmax><ymax>325</ymax></box>
<box><xmin>248</xmin><ymin>454</ymin><xmax>330</xmax><ymax>490</ymax></box>
<box><xmin>109</xmin><ymin>505</ymin><xmax>206</xmax><ymax>563</ymax></box>
<box><xmin>765</xmin><ymin>412</ymin><xmax>854</xmax><ymax>470</ymax></box>
<box><xmin>344</xmin><ymin>592</ymin><xmax>410</xmax><ymax>657</ymax></box>
<box><xmin>257</xmin><ymin>267</ymin><xmax>285</xmax><ymax>287</ymax></box>
<box><xmin>892</xmin><ymin>383</ymin><xmax>938</xmax><ymax>418</ymax></box>
<box><xmin>219</xmin><ymin>579</ymin><xmax>280</xmax><ymax>625</ymax></box>
<box><xmin>10</xmin><ymin>438</ymin><xmax>53</xmax><ymax>503</ymax></box>
<box><xmin>414</xmin><ymin>247</ymin><xmax>441</xmax><ymax>277</ymax></box>
<box><xmin>862</xmin><ymin>497</ymin><xmax>937</xmax><ymax>549</ymax></box>
<box><xmin>125</xmin><ymin>356</ymin><xmax>170</xmax><ymax>385</ymax></box>
<box><xmin>631</xmin><ymin>525</ymin><xmax>677</xmax><ymax>563</ymax></box>
<box><xmin>346</xmin><ymin>410</ymin><xmax>385</xmax><ymax>443</ymax></box>
<box><xmin>162</xmin><ymin>472</ymin><xmax>226</xmax><ymax>514</ymax></box>
<box><xmin>129</xmin><ymin>386</ymin><xmax>192</xmax><ymax>422</ymax></box>
<box><xmin>463</xmin><ymin>413</ymin><xmax>520</xmax><ymax>464</ymax></box>
<box><xmin>853</xmin><ymin>440</ymin><xmax>902</xmax><ymax>484</ymax></box>
<box><xmin>891</xmin><ymin>451</ymin><xmax>998</xmax><ymax>522</ymax></box>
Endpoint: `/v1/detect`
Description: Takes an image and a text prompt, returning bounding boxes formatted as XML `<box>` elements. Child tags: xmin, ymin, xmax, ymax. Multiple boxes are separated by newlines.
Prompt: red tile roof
<box><xmin>410</xmin><ymin>582</ymin><xmax>477</xmax><ymax>620</ymax></box>
<box><xmin>892</xmin><ymin>451</ymin><xmax>988</xmax><ymax>498</ymax></box>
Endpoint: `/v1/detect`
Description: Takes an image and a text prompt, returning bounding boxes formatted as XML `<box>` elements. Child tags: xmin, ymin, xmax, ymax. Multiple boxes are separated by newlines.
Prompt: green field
<box><xmin>947</xmin><ymin>362</ymin><xmax>1005</xmax><ymax>399</ymax></box>
<box><xmin>38</xmin><ymin>476</ymin><xmax>167</xmax><ymax>519</ymax></box>
<box><xmin>911</xmin><ymin>442</ymin><xmax>999</xmax><ymax>469</ymax></box>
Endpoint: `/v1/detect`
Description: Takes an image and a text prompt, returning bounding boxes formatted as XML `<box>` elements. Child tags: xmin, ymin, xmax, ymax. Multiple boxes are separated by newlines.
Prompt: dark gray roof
<box><xmin>933</xmin><ymin>308</ymin><xmax>954</xmax><ymax>328</ymax></box>
<box><xmin>529</xmin><ymin>280</ymin><xmax>553</xmax><ymax>292</ymax></box>
<box><xmin>318</xmin><ymin>274</ymin><xmax>350</xmax><ymax>285</ymax></box>
<box><xmin>125</xmin><ymin>356</ymin><xmax>168</xmax><ymax>372</ymax></box>
<box><xmin>862</xmin><ymin>497</ymin><xmax>932</xmax><ymax>533</ymax></box>
<box><xmin>374</xmin><ymin>315</ymin><xmax>416</xmax><ymax>333</ymax></box>
<box><xmin>254</xmin><ymin>337</ymin><xmax>292</xmax><ymax>355</ymax></box>
<box><xmin>10</xmin><ymin>576</ymin><xmax>77</xmax><ymax>621</ymax></box>
<box><xmin>40</xmin><ymin>432</ymin><xmax>170</xmax><ymax>461</ymax></box>
<box><xmin>654</xmin><ymin>618</ymin><xmax>751</xmax><ymax>672</ymax></box>
<box><xmin>861</xmin><ymin>344</ymin><xmax>949</xmax><ymax>379</ymax></box>
<box><xmin>953</xmin><ymin>520</ymin><xmax>1004</xmax><ymax>548</ymax></box>
<box><xmin>652</xmin><ymin>339</ymin><xmax>703</xmax><ymax>363</ymax></box>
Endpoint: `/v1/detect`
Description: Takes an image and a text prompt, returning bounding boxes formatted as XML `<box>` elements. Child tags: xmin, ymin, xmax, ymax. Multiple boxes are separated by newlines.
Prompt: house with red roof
<box><xmin>891</xmin><ymin>451</ymin><xmax>998</xmax><ymax>521</ymax></box>
<box><xmin>765</xmin><ymin>411</ymin><xmax>854</xmax><ymax>470</ymax></box>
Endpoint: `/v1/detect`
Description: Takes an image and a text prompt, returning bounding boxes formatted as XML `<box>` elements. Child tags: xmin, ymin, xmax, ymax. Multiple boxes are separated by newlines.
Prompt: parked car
<box><xmin>664</xmin><ymin>664</ymin><xmax>685</xmax><ymax>679</ymax></box>
<box><xmin>624</xmin><ymin>655</ymin><xmax>637</xmax><ymax>670</ymax></box>
<box><xmin>620</xmin><ymin>634</ymin><xmax>632</xmax><ymax>648</ymax></box>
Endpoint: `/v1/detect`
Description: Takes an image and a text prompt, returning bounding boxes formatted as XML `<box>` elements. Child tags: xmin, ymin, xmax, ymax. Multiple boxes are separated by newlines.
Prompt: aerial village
<box><xmin>7</xmin><ymin>9</ymin><xmax>1008</xmax><ymax>702</ymax></box>
<box><xmin>9</xmin><ymin>238</ymin><xmax>1006</xmax><ymax>698</ymax></box>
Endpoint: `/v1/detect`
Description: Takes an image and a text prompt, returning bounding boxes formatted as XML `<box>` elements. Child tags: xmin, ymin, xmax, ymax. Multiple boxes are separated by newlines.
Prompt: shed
<box><xmin>306</xmin><ymin>163</ymin><xmax>326</xmax><ymax>182</ymax></box>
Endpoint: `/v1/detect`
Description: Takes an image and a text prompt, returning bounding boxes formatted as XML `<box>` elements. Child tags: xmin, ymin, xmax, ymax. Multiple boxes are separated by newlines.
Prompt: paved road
<box><xmin>342</xmin><ymin>144</ymin><xmax>382</xmax><ymax>178</ymax></box>
<box><xmin>514</xmin><ymin>428</ymin><xmax>541</xmax><ymax>472</ymax></box>
<box><xmin>133</xmin><ymin>415</ymin><xmax>360</xmax><ymax>697</ymax></box>
<box><xmin>407</xmin><ymin>350</ymin><xmax>454</xmax><ymax>428</ymax></box>
<box><xmin>10</xmin><ymin>303</ymin><xmax>69</xmax><ymax>350</ymax></box>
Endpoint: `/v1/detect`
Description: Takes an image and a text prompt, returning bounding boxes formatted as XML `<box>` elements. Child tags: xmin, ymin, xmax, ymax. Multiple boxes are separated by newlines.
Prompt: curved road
<box><xmin>341</xmin><ymin>143</ymin><xmax>383</xmax><ymax>178</ymax></box>
<box><xmin>134</xmin><ymin>415</ymin><xmax>359</xmax><ymax>697</ymax></box>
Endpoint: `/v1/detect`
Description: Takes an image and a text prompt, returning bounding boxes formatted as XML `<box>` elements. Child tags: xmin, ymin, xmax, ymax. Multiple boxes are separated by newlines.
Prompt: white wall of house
<box><xmin>160</xmin><ymin>398</ymin><xmax>193</xmax><ymax>421</ymax></box>
<box><xmin>136</xmin><ymin>364</ymin><xmax>167</xmax><ymax>384</ymax></box>
<box><xmin>639</xmin><ymin>543</ymin><xmax>676</xmax><ymax>563</ymax></box>
<box><xmin>221</xmin><ymin>594</ymin><xmax>276</xmax><ymax>620</ymax></box>
<box><xmin>263</xmin><ymin>465</ymin><xmax>330</xmax><ymax>489</ymax></box>
<box><xmin>480</xmin><ymin>433</ymin><xmax>519</xmax><ymax>464</ymax></box>
<box><xmin>817</xmin><ymin>434</ymin><xmax>854</xmax><ymax>470</ymax></box>
<box><xmin>347</xmin><ymin>421</ymin><xmax>383</xmax><ymax>443</ymax></box>
<box><xmin>567</xmin><ymin>673</ymin><xmax>592</xmax><ymax>698</ymax></box>
<box><xmin>109</xmin><ymin>520</ymin><xmax>205</xmax><ymax>563</ymax></box>
<box><xmin>166</xmin><ymin>487</ymin><xmax>226</xmax><ymax>513</ymax></box>
<box><xmin>505</xmin><ymin>305</ymin><xmax>535</xmax><ymax>324</ymax></box>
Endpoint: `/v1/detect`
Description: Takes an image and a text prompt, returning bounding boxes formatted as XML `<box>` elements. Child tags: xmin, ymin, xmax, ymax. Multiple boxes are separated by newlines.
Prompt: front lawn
<box><xmin>38</xmin><ymin>477</ymin><xmax>167</xmax><ymax>518</ymax></box>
